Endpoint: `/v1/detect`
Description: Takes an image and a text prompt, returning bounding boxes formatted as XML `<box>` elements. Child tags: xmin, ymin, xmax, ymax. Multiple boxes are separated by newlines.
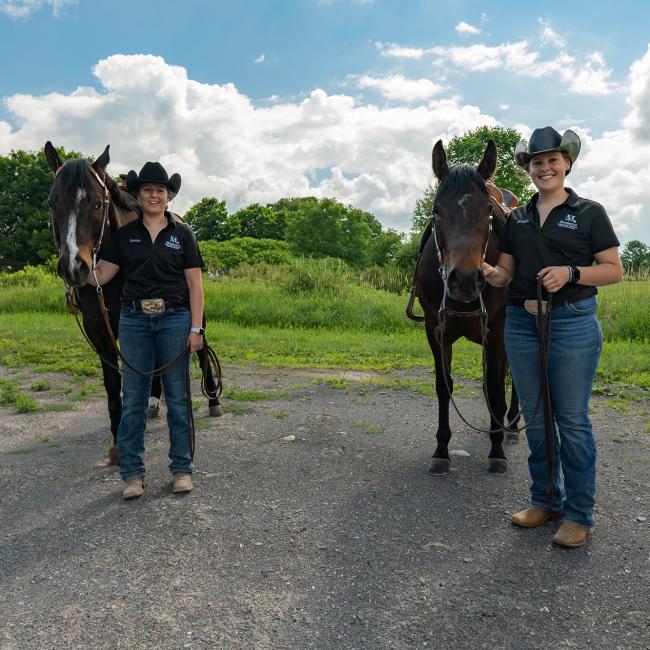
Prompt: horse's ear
<box><xmin>44</xmin><ymin>141</ymin><xmax>63</xmax><ymax>174</ymax></box>
<box><xmin>432</xmin><ymin>140</ymin><xmax>449</xmax><ymax>181</ymax></box>
<box><xmin>92</xmin><ymin>145</ymin><xmax>110</xmax><ymax>172</ymax></box>
<box><xmin>477</xmin><ymin>138</ymin><xmax>497</xmax><ymax>181</ymax></box>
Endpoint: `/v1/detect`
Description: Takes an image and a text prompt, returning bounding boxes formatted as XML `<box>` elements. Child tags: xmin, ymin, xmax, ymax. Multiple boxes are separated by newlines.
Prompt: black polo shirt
<box><xmin>500</xmin><ymin>188</ymin><xmax>619</xmax><ymax>304</ymax></box>
<box><xmin>102</xmin><ymin>212</ymin><xmax>203</xmax><ymax>307</ymax></box>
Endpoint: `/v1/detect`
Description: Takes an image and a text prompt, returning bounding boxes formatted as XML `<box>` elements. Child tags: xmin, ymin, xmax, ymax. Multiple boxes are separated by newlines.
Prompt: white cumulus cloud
<box><xmin>0</xmin><ymin>0</ymin><xmax>76</xmax><ymax>18</ymax></box>
<box><xmin>354</xmin><ymin>74</ymin><xmax>445</xmax><ymax>101</ymax></box>
<box><xmin>0</xmin><ymin>54</ymin><xmax>499</xmax><ymax>231</ymax></box>
<box><xmin>455</xmin><ymin>21</ymin><xmax>481</xmax><ymax>35</ymax></box>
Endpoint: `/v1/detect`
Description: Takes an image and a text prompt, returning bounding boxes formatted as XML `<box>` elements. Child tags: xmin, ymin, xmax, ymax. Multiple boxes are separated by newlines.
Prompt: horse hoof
<box><xmin>427</xmin><ymin>458</ymin><xmax>450</xmax><ymax>475</ymax></box>
<box><xmin>209</xmin><ymin>404</ymin><xmax>224</xmax><ymax>417</ymax></box>
<box><xmin>147</xmin><ymin>405</ymin><xmax>160</xmax><ymax>419</ymax></box>
<box><xmin>488</xmin><ymin>458</ymin><xmax>507</xmax><ymax>474</ymax></box>
<box><xmin>108</xmin><ymin>445</ymin><xmax>120</xmax><ymax>466</ymax></box>
<box><xmin>505</xmin><ymin>430</ymin><xmax>520</xmax><ymax>444</ymax></box>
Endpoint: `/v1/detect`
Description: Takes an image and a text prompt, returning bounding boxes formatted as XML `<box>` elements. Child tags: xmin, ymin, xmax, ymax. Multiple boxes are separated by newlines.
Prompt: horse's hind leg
<box><xmin>505</xmin><ymin>374</ymin><xmax>521</xmax><ymax>443</ymax></box>
<box><xmin>101</xmin><ymin>359</ymin><xmax>122</xmax><ymax>466</ymax></box>
<box><xmin>485</xmin><ymin>329</ymin><xmax>507</xmax><ymax>474</ymax></box>
<box><xmin>148</xmin><ymin>360</ymin><xmax>161</xmax><ymax>418</ymax></box>
<box><xmin>427</xmin><ymin>328</ymin><xmax>453</xmax><ymax>475</ymax></box>
<box><xmin>196</xmin><ymin>347</ymin><xmax>223</xmax><ymax>417</ymax></box>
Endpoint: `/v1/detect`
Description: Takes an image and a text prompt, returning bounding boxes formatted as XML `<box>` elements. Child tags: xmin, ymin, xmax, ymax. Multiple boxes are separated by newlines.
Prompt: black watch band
<box><xmin>570</xmin><ymin>265</ymin><xmax>581</xmax><ymax>283</ymax></box>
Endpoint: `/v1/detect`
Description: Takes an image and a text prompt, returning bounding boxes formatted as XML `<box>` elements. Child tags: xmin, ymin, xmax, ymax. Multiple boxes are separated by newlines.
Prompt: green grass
<box><xmin>31</xmin><ymin>379</ymin><xmax>51</xmax><ymax>391</ymax></box>
<box><xmin>224</xmin><ymin>388</ymin><xmax>288</xmax><ymax>401</ymax></box>
<box><xmin>0</xmin><ymin>312</ymin><xmax>649</xmax><ymax>390</ymax></box>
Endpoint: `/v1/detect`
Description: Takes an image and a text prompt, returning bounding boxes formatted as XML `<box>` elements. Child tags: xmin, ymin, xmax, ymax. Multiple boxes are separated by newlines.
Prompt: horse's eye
<box><xmin>94</xmin><ymin>201</ymin><xmax>102</xmax><ymax>210</ymax></box>
<box><xmin>432</xmin><ymin>205</ymin><xmax>442</xmax><ymax>220</ymax></box>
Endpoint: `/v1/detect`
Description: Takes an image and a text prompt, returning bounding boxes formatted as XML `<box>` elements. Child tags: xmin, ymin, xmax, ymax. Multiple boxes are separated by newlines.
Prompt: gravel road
<box><xmin>1</xmin><ymin>364</ymin><xmax>649</xmax><ymax>649</ymax></box>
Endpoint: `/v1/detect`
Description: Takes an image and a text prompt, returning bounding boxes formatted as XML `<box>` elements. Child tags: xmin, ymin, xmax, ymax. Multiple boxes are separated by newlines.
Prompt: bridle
<box><xmin>421</xmin><ymin>195</ymin><xmax>536</xmax><ymax>437</ymax></box>
<box><xmin>51</xmin><ymin>162</ymin><xmax>223</xmax><ymax>460</ymax></box>
<box><xmin>425</xmin><ymin>193</ymin><xmax>556</xmax><ymax>498</ymax></box>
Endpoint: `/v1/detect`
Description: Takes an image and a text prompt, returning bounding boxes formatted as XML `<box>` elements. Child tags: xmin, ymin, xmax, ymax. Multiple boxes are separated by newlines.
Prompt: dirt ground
<box><xmin>1</xmin><ymin>364</ymin><xmax>649</xmax><ymax>649</ymax></box>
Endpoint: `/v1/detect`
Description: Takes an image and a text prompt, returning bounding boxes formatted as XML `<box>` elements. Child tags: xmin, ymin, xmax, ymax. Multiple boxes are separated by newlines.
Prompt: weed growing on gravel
<box><xmin>270</xmin><ymin>410</ymin><xmax>290</xmax><ymax>419</ymax></box>
<box><xmin>353</xmin><ymin>421</ymin><xmax>385</xmax><ymax>435</ymax></box>
<box><xmin>225</xmin><ymin>388</ymin><xmax>287</xmax><ymax>401</ymax></box>
<box><xmin>31</xmin><ymin>380</ymin><xmax>51</xmax><ymax>391</ymax></box>
<box><xmin>0</xmin><ymin>379</ymin><xmax>38</xmax><ymax>412</ymax></box>
<box><xmin>226</xmin><ymin>405</ymin><xmax>256</xmax><ymax>415</ymax></box>
<box><xmin>3</xmin><ymin>447</ymin><xmax>35</xmax><ymax>455</ymax></box>
<box><xmin>39</xmin><ymin>402</ymin><xmax>75</xmax><ymax>412</ymax></box>
<box><xmin>317</xmin><ymin>377</ymin><xmax>350</xmax><ymax>390</ymax></box>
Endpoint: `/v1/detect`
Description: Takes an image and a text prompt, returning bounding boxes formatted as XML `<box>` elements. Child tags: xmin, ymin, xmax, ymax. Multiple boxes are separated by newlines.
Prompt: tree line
<box><xmin>0</xmin><ymin>126</ymin><xmax>647</xmax><ymax>274</ymax></box>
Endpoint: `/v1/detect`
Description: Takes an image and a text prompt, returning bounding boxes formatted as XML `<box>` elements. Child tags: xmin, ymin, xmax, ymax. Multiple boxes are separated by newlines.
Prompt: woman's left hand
<box><xmin>537</xmin><ymin>266</ymin><xmax>571</xmax><ymax>293</ymax></box>
<box><xmin>187</xmin><ymin>332</ymin><xmax>204</xmax><ymax>353</ymax></box>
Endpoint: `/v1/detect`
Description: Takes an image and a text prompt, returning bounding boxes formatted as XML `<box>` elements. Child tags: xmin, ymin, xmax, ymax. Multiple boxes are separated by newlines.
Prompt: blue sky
<box><xmin>2</xmin><ymin>0</ymin><xmax>650</xmax><ymax>243</ymax></box>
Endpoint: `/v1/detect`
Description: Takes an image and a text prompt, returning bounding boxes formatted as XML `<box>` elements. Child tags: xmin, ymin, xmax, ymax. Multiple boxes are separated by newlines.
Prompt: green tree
<box><xmin>368</xmin><ymin>229</ymin><xmax>403</xmax><ymax>266</ymax></box>
<box><xmin>445</xmin><ymin>125</ymin><xmax>534</xmax><ymax>202</ymax></box>
<box><xmin>620</xmin><ymin>239</ymin><xmax>650</xmax><ymax>272</ymax></box>
<box><xmin>184</xmin><ymin>197</ymin><xmax>238</xmax><ymax>241</ymax></box>
<box><xmin>0</xmin><ymin>147</ymin><xmax>84</xmax><ymax>271</ymax></box>
<box><xmin>284</xmin><ymin>197</ymin><xmax>375</xmax><ymax>268</ymax></box>
<box><xmin>411</xmin><ymin>183</ymin><xmax>437</xmax><ymax>233</ymax></box>
<box><xmin>234</xmin><ymin>203</ymin><xmax>285</xmax><ymax>239</ymax></box>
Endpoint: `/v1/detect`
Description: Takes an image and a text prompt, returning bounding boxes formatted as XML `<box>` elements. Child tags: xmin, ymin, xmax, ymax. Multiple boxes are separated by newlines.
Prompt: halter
<box><xmin>430</xmin><ymin>201</ymin><xmax>493</xmax><ymax>320</ymax></box>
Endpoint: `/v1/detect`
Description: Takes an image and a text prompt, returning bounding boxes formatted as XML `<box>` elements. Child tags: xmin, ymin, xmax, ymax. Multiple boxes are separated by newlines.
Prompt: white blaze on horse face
<box><xmin>65</xmin><ymin>188</ymin><xmax>86</xmax><ymax>275</ymax></box>
<box><xmin>458</xmin><ymin>193</ymin><xmax>472</xmax><ymax>219</ymax></box>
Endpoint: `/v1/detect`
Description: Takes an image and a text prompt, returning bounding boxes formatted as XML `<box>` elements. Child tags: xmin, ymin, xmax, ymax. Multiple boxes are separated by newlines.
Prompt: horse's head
<box><xmin>430</xmin><ymin>138</ymin><xmax>497</xmax><ymax>303</ymax></box>
<box><xmin>45</xmin><ymin>142</ymin><xmax>111</xmax><ymax>287</ymax></box>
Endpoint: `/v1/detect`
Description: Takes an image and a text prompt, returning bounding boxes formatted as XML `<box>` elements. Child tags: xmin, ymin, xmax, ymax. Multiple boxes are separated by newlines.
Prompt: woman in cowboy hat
<box><xmin>483</xmin><ymin>126</ymin><xmax>623</xmax><ymax>547</ymax></box>
<box><xmin>90</xmin><ymin>161</ymin><xmax>205</xmax><ymax>499</ymax></box>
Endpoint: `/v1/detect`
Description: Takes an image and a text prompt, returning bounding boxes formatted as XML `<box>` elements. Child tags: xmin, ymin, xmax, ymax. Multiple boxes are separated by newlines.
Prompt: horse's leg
<box><xmin>148</xmin><ymin>359</ymin><xmax>161</xmax><ymax>418</ymax></box>
<box><xmin>100</xmin><ymin>358</ymin><xmax>122</xmax><ymax>466</ymax></box>
<box><xmin>485</xmin><ymin>328</ymin><xmax>508</xmax><ymax>474</ymax></box>
<box><xmin>426</xmin><ymin>324</ymin><xmax>453</xmax><ymax>475</ymax></box>
<box><xmin>196</xmin><ymin>347</ymin><xmax>223</xmax><ymax>417</ymax></box>
<box><xmin>505</xmin><ymin>369</ymin><xmax>521</xmax><ymax>443</ymax></box>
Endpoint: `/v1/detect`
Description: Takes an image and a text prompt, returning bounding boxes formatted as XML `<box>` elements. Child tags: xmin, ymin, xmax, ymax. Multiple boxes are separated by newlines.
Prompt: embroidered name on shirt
<box><xmin>129</xmin><ymin>238</ymin><xmax>142</xmax><ymax>243</ymax></box>
<box><xmin>164</xmin><ymin>235</ymin><xmax>181</xmax><ymax>250</ymax></box>
<box><xmin>558</xmin><ymin>214</ymin><xmax>578</xmax><ymax>230</ymax></box>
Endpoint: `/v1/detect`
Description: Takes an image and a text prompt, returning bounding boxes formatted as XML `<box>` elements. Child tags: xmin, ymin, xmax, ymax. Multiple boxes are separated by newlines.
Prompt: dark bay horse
<box><xmin>44</xmin><ymin>141</ymin><xmax>221</xmax><ymax>465</ymax></box>
<box><xmin>415</xmin><ymin>139</ymin><xmax>519</xmax><ymax>476</ymax></box>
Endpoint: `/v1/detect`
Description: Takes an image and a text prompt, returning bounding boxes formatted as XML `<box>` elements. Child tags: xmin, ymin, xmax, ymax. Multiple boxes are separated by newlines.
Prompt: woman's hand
<box><xmin>537</xmin><ymin>266</ymin><xmax>571</xmax><ymax>293</ymax></box>
<box><xmin>187</xmin><ymin>332</ymin><xmax>203</xmax><ymax>353</ymax></box>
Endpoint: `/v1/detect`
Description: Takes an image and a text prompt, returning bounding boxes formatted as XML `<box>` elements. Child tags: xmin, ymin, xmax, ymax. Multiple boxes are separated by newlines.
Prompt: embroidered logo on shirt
<box><xmin>164</xmin><ymin>235</ymin><xmax>181</xmax><ymax>250</ymax></box>
<box><xmin>129</xmin><ymin>238</ymin><xmax>142</xmax><ymax>243</ymax></box>
<box><xmin>558</xmin><ymin>214</ymin><xmax>578</xmax><ymax>230</ymax></box>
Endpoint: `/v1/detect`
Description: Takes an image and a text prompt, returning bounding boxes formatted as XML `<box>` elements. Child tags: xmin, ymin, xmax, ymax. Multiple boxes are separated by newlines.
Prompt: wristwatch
<box><xmin>570</xmin><ymin>265</ymin><xmax>581</xmax><ymax>283</ymax></box>
<box><xmin>190</xmin><ymin>326</ymin><xmax>205</xmax><ymax>336</ymax></box>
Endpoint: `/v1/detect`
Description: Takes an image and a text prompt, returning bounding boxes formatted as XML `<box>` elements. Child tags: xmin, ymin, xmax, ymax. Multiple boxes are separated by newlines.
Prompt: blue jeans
<box><xmin>117</xmin><ymin>307</ymin><xmax>193</xmax><ymax>481</ymax></box>
<box><xmin>505</xmin><ymin>296</ymin><xmax>603</xmax><ymax>528</ymax></box>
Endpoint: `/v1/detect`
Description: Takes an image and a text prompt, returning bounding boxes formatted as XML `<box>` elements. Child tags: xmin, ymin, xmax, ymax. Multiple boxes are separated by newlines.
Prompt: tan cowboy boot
<box><xmin>172</xmin><ymin>473</ymin><xmax>193</xmax><ymax>494</ymax></box>
<box><xmin>122</xmin><ymin>476</ymin><xmax>145</xmax><ymax>500</ymax></box>
<box><xmin>511</xmin><ymin>507</ymin><xmax>562</xmax><ymax>528</ymax></box>
<box><xmin>552</xmin><ymin>521</ymin><xmax>589</xmax><ymax>547</ymax></box>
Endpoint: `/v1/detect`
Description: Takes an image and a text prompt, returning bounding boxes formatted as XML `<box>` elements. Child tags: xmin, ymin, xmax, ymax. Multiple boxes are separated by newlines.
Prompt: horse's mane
<box><xmin>52</xmin><ymin>159</ymin><xmax>93</xmax><ymax>217</ymax></box>
<box><xmin>435</xmin><ymin>164</ymin><xmax>488</xmax><ymax>202</ymax></box>
<box><xmin>53</xmin><ymin>159</ymin><xmax>141</xmax><ymax>224</ymax></box>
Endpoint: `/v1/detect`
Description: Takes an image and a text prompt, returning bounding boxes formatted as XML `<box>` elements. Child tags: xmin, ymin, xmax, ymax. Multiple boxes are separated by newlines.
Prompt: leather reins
<box><xmin>422</xmin><ymin>195</ymin><xmax>556</xmax><ymax>498</ymax></box>
<box><xmin>55</xmin><ymin>163</ymin><xmax>223</xmax><ymax>460</ymax></box>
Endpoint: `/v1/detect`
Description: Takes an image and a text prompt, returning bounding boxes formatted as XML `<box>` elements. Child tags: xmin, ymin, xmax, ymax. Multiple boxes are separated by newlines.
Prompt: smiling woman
<box><xmin>483</xmin><ymin>125</ymin><xmax>624</xmax><ymax>548</ymax></box>
<box><xmin>90</xmin><ymin>161</ymin><xmax>205</xmax><ymax>500</ymax></box>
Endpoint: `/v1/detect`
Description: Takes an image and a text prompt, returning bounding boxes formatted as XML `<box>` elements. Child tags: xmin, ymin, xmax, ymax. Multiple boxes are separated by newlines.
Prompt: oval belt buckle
<box><xmin>523</xmin><ymin>299</ymin><xmax>547</xmax><ymax>316</ymax></box>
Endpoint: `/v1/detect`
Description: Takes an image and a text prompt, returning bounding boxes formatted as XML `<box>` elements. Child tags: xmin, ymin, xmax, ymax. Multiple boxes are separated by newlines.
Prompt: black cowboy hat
<box><xmin>125</xmin><ymin>161</ymin><xmax>182</xmax><ymax>199</ymax></box>
<box><xmin>514</xmin><ymin>126</ymin><xmax>581</xmax><ymax>173</ymax></box>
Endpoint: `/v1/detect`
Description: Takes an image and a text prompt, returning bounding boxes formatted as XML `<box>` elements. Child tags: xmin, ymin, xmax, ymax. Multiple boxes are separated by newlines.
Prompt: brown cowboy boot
<box><xmin>552</xmin><ymin>521</ymin><xmax>589</xmax><ymax>547</ymax></box>
<box><xmin>172</xmin><ymin>473</ymin><xmax>193</xmax><ymax>494</ymax></box>
<box><xmin>511</xmin><ymin>507</ymin><xmax>562</xmax><ymax>528</ymax></box>
<box><xmin>122</xmin><ymin>476</ymin><xmax>145</xmax><ymax>500</ymax></box>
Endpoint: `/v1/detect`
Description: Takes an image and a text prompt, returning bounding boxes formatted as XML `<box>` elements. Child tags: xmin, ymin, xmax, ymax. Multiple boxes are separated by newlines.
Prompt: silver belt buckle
<box><xmin>140</xmin><ymin>298</ymin><xmax>166</xmax><ymax>314</ymax></box>
<box><xmin>523</xmin><ymin>299</ymin><xmax>548</xmax><ymax>316</ymax></box>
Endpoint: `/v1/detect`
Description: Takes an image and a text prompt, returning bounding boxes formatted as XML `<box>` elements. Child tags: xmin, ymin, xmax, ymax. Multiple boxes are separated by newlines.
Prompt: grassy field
<box><xmin>0</xmin><ymin>261</ymin><xmax>648</xmax><ymax>392</ymax></box>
